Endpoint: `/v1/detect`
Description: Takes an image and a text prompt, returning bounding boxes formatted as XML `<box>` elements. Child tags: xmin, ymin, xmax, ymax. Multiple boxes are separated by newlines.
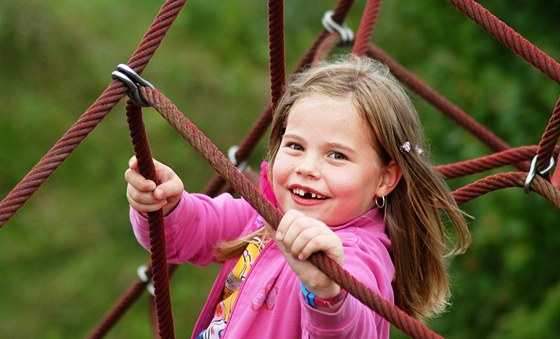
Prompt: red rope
<box><xmin>535</xmin><ymin>97</ymin><xmax>560</xmax><ymax>170</ymax></box>
<box><xmin>453</xmin><ymin>172</ymin><xmax>560</xmax><ymax>209</ymax></box>
<box><xmin>295</xmin><ymin>0</ymin><xmax>357</xmax><ymax>72</ymax></box>
<box><xmin>447</xmin><ymin>0</ymin><xmax>560</xmax><ymax>85</ymax></box>
<box><xmin>0</xmin><ymin>0</ymin><xmax>187</xmax><ymax>228</ymax></box>
<box><xmin>367</xmin><ymin>44</ymin><xmax>521</xmax><ymax>164</ymax></box>
<box><xmin>87</xmin><ymin>279</ymin><xmax>149</xmax><ymax>338</ymax></box>
<box><xmin>268</xmin><ymin>0</ymin><xmax>286</xmax><ymax>111</ymax></box>
<box><xmin>125</xmin><ymin>102</ymin><xmax>175</xmax><ymax>338</ymax></box>
<box><xmin>436</xmin><ymin>146</ymin><xmax>546</xmax><ymax>180</ymax></box>
<box><xmin>352</xmin><ymin>0</ymin><xmax>383</xmax><ymax>56</ymax></box>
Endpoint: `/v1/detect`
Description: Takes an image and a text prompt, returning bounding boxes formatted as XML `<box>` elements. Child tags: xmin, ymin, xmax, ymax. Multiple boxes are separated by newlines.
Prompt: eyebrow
<box><xmin>327</xmin><ymin>142</ymin><xmax>356</xmax><ymax>154</ymax></box>
<box><xmin>283</xmin><ymin>133</ymin><xmax>356</xmax><ymax>153</ymax></box>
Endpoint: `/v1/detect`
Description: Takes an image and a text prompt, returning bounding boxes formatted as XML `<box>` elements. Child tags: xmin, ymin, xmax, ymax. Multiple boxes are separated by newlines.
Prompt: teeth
<box><xmin>292</xmin><ymin>188</ymin><xmax>325</xmax><ymax>199</ymax></box>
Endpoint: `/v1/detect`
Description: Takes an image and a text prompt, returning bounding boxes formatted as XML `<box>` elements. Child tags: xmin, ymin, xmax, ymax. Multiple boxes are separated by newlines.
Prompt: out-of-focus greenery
<box><xmin>1</xmin><ymin>0</ymin><xmax>558</xmax><ymax>338</ymax></box>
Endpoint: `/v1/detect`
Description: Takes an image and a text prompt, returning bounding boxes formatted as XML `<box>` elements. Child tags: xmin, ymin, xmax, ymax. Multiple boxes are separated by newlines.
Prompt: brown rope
<box><xmin>294</xmin><ymin>0</ymin><xmax>357</xmax><ymax>73</ymax></box>
<box><xmin>352</xmin><ymin>0</ymin><xmax>383</xmax><ymax>56</ymax></box>
<box><xmin>535</xmin><ymin>96</ymin><xmax>560</xmax><ymax>170</ymax></box>
<box><xmin>453</xmin><ymin>172</ymin><xmax>560</xmax><ymax>210</ymax></box>
<box><xmin>447</xmin><ymin>0</ymin><xmax>560</xmax><ymax>85</ymax></box>
<box><xmin>140</xmin><ymin>85</ymin><xmax>443</xmax><ymax>339</ymax></box>
<box><xmin>87</xmin><ymin>278</ymin><xmax>150</xmax><ymax>339</ymax></box>
<box><xmin>0</xmin><ymin>0</ymin><xmax>187</xmax><ymax>228</ymax></box>
<box><xmin>125</xmin><ymin>102</ymin><xmax>175</xmax><ymax>338</ymax></box>
<box><xmin>268</xmin><ymin>0</ymin><xmax>286</xmax><ymax>111</ymax></box>
<box><xmin>435</xmin><ymin>146</ymin><xmax>553</xmax><ymax>180</ymax></box>
<box><xmin>367</xmin><ymin>44</ymin><xmax>519</xmax><ymax>162</ymax></box>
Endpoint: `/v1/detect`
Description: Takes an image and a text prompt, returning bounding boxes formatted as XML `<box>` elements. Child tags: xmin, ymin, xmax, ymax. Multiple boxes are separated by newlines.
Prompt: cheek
<box><xmin>329</xmin><ymin>170</ymin><xmax>378</xmax><ymax>201</ymax></box>
<box><xmin>271</xmin><ymin>154</ymin><xmax>290</xmax><ymax>186</ymax></box>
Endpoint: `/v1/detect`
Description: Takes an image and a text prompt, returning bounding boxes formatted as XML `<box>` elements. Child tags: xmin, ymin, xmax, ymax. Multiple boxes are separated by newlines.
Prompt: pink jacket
<box><xmin>131</xmin><ymin>191</ymin><xmax>394</xmax><ymax>338</ymax></box>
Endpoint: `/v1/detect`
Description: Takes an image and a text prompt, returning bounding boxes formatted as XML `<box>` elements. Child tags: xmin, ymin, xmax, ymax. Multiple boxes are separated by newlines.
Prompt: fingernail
<box><xmin>154</xmin><ymin>188</ymin><xmax>164</xmax><ymax>199</ymax></box>
<box><xmin>276</xmin><ymin>231</ymin><xmax>283</xmax><ymax>240</ymax></box>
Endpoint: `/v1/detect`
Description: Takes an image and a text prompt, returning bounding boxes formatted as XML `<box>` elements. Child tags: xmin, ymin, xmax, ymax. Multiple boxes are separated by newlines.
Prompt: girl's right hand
<box><xmin>124</xmin><ymin>156</ymin><xmax>184</xmax><ymax>216</ymax></box>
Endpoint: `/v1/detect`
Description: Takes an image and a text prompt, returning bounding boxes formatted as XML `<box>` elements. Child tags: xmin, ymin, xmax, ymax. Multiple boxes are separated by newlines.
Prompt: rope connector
<box><xmin>321</xmin><ymin>10</ymin><xmax>354</xmax><ymax>46</ymax></box>
<box><xmin>112</xmin><ymin>64</ymin><xmax>155</xmax><ymax>107</ymax></box>
<box><xmin>228</xmin><ymin>145</ymin><xmax>248</xmax><ymax>171</ymax></box>
<box><xmin>524</xmin><ymin>155</ymin><xmax>555</xmax><ymax>193</ymax></box>
<box><xmin>137</xmin><ymin>265</ymin><xmax>155</xmax><ymax>296</ymax></box>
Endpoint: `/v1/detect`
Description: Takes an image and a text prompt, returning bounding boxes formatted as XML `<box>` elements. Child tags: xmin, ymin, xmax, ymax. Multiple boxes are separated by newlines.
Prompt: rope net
<box><xmin>1</xmin><ymin>0</ymin><xmax>558</xmax><ymax>338</ymax></box>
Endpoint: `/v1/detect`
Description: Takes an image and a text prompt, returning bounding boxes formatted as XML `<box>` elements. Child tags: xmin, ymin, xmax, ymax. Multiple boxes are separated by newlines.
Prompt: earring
<box><xmin>375</xmin><ymin>195</ymin><xmax>386</xmax><ymax>209</ymax></box>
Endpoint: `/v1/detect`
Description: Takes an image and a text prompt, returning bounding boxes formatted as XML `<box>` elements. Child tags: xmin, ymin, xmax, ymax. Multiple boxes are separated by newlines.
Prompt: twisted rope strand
<box><xmin>126</xmin><ymin>102</ymin><xmax>175</xmax><ymax>338</ymax></box>
<box><xmin>366</xmin><ymin>44</ymin><xmax>520</xmax><ymax>164</ymax></box>
<box><xmin>435</xmin><ymin>146</ymin><xmax>548</xmax><ymax>179</ymax></box>
<box><xmin>535</xmin><ymin>97</ymin><xmax>560</xmax><ymax>170</ymax></box>
<box><xmin>268</xmin><ymin>0</ymin><xmax>286</xmax><ymax>110</ymax></box>
<box><xmin>453</xmin><ymin>172</ymin><xmax>560</xmax><ymax>209</ymax></box>
<box><xmin>87</xmin><ymin>279</ymin><xmax>150</xmax><ymax>339</ymax></box>
<box><xmin>0</xmin><ymin>0</ymin><xmax>187</xmax><ymax>228</ymax></box>
<box><xmin>352</xmin><ymin>0</ymin><xmax>383</xmax><ymax>56</ymax></box>
<box><xmin>141</xmin><ymin>86</ymin><xmax>443</xmax><ymax>339</ymax></box>
<box><xmin>295</xmin><ymin>0</ymin><xmax>356</xmax><ymax>72</ymax></box>
<box><xmin>447</xmin><ymin>0</ymin><xmax>560</xmax><ymax>85</ymax></box>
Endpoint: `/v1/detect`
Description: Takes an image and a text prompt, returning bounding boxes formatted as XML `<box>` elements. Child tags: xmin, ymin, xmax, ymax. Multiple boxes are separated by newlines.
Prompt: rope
<box><xmin>125</xmin><ymin>102</ymin><xmax>175</xmax><ymax>338</ymax></box>
<box><xmin>367</xmin><ymin>44</ymin><xmax>519</xmax><ymax>161</ymax></box>
<box><xmin>268</xmin><ymin>0</ymin><xmax>286</xmax><ymax>111</ymax></box>
<box><xmin>535</xmin><ymin>97</ymin><xmax>560</xmax><ymax>170</ymax></box>
<box><xmin>435</xmin><ymin>146</ymin><xmax>557</xmax><ymax>180</ymax></box>
<box><xmin>453</xmin><ymin>172</ymin><xmax>560</xmax><ymax>210</ymax></box>
<box><xmin>295</xmin><ymin>0</ymin><xmax>356</xmax><ymax>72</ymax></box>
<box><xmin>140</xmin><ymin>85</ymin><xmax>443</xmax><ymax>339</ymax></box>
<box><xmin>0</xmin><ymin>0</ymin><xmax>187</xmax><ymax>228</ymax></box>
<box><xmin>352</xmin><ymin>0</ymin><xmax>382</xmax><ymax>56</ymax></box>
<box><xmin>87</xmin><ymin>278</ymin><xmax>150</xmax><ymax>338</ymax></box>
<box><xmin>447</xmin><ymin>0</ymin><xmax>560</xmax><ymax>85</ymax></box>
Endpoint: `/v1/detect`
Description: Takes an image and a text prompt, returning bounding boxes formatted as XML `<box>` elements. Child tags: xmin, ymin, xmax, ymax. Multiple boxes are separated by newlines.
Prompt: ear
<box><xmin>375</xmin><ymin>160</ymin><xmax>403</xmax><ymax>197</ymax></box>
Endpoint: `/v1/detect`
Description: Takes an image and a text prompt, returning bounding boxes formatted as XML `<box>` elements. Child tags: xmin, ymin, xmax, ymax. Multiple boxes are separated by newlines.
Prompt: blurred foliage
<box><xmin>1</xmin><ymin>0</ymin><xmax>559</xmax><ymax>338</ymax></box>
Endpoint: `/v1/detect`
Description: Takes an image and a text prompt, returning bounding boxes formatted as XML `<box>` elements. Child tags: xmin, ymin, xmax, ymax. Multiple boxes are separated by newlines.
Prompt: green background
<box><xmin>1</xmin><ymin>0</ymin><xmax>559</xmax><ymax>338</ymax></box>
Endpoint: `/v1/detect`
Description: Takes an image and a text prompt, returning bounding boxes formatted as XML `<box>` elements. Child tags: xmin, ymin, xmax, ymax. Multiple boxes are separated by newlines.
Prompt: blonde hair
<box><xmin>217</xmin><ymin>55</ymin><xmax>471</xmax><ymax>320</ymax></box>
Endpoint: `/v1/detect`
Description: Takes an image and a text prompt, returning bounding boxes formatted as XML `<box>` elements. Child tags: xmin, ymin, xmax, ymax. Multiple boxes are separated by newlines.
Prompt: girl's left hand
<box><xmin>270</xmin><ymin>209</ymin><xmax>344</xmax><ymax>300</ymax></box>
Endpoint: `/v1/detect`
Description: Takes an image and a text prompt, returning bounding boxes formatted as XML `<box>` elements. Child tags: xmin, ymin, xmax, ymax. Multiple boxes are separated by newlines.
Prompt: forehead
<box><xmin>285</xmin><ymin>94</ymin><xmax>374</xmax><ymax>146</ymax></box>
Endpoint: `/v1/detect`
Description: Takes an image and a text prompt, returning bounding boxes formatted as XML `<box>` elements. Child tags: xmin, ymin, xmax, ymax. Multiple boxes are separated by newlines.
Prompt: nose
<box><xmin>295</xmin><ymin>155</ymin><xmax>320</xmax><ymax>179</ymax></box>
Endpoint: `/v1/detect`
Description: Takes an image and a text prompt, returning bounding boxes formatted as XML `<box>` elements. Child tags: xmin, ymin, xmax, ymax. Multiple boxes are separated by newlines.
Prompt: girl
<box><xmin>125</xmin><ymin>55</ymin><xmax>471</xmax><ymax>338</ymax></box>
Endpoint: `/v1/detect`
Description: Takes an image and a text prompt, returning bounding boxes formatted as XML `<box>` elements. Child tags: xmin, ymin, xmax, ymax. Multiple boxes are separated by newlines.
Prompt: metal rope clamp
<box><xmin>228</xmin><ymin>145</ymin><xmax>249</xmax><ymax>172</ymax></box>
<box><xmin>112</xmin><ymin>64</ymin><xmax>155</xmax><ymax>107</ymax></box>
<box><xmin>524</xmin><ymin>155</ymin><xmax>555</xmax><ymax>193</ymax></box>
<box><xmin>137</xmin><ymin>265</ymin><xmax>156</xmax><ymax>296</ymax></box>
<box><xmin>322</xmin><ymin>10</ymin><xmax>354</xmax><ymax>46</ymax></box>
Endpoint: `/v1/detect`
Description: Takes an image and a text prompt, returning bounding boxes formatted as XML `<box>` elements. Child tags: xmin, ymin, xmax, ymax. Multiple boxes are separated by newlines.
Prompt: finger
<box><xmin>127</xmin><ymin>191</ymin><xmax>168</xmax><ymax>213</ymax></box>
<box><xmin>128</xmin><ymin>156</ymin><xmax>138</xmax><ymax>170</ymax></box>
<box><xmin>125</xmin><ymin>168</ymin><xmax>156</xmax><ymax>192</ymax></box>
<box><xmin>289</xmin><ymin>227</ymin><xmax>321</xmax><ymax>260</ymax></box>
<box><xmin>127</xmin><ymin>184</ymin><xmax>162</xmax><ymax>205</ymax></box>
<box><xmin>276</xmin><ymin>209</ymin><xmax>303</xmax><ymax>241</ymax></box>
<box><xmin>154</xmin><ymin>176</ymin><xmax>184</xmax><ymax>200</ymax></box>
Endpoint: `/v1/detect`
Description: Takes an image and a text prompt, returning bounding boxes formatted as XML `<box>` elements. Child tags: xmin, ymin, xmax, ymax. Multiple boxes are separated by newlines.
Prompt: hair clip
<box><xmin>399</xmin><ymin>141</ymin><xmax>424</xmax><ymax>155</ymax></box>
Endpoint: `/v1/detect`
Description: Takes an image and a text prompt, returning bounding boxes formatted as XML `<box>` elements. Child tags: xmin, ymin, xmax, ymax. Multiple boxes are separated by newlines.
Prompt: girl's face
<box><xmin>272</xmin><ymin>94</ymin><xmax>388</xmax><ymax>226</ymax></box>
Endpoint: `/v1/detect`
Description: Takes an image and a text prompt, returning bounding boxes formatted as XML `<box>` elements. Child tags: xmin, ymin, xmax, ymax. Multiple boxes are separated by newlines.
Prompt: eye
<box><xmin>286</xmin><ymin>142</ymin><xmax>303</xmax><ymax>151</ymax></box>
<box><xmin>328</xmin><ymin>151</ymin><xmax>347</xmax><ymax>160</ymax></box>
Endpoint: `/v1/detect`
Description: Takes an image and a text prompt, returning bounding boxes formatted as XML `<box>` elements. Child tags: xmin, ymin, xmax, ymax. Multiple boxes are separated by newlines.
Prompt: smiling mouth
<box><xmin>292</xmin><ymin>188</ymin><xmax>327</xmax><ymax>200</ymax></box>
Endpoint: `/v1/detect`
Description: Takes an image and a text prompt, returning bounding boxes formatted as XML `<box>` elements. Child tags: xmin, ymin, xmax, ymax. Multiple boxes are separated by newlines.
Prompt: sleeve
<box><xmin>130</xmin><ymin>191</ymin><xmax>255</xmax><ymax>266</ymax></box>
<box><xmin>300</xmin><ymin>233</ymin><xmax>393</xmax><ymax>338</ymax></box>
